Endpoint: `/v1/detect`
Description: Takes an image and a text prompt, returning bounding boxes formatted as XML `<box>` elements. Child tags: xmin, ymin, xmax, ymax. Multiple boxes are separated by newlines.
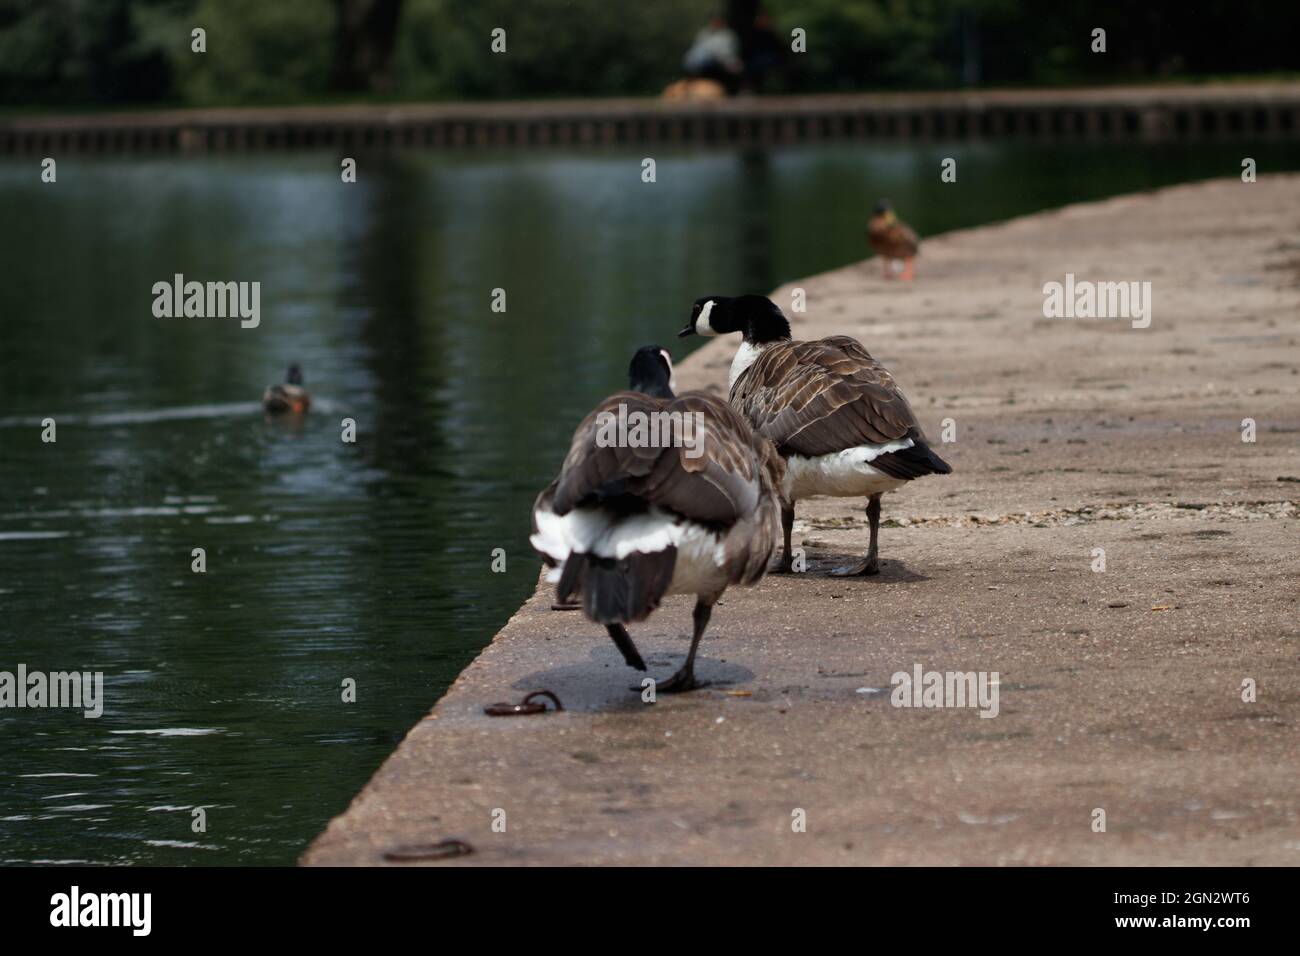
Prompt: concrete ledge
<box><xmin>304</xmin><ymin>175</ymin><xmax>1300</xmax><ymax>865</ymax></box>
<box><xmin>5</xmin><ymin>82</ymin><xmax>1300</xmax><ymax>153</ymax></box>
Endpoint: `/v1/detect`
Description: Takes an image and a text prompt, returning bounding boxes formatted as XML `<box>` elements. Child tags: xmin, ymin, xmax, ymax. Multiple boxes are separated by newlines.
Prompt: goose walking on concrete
<box><xmin>679</xmin><ymin>295</ymin><xmax>951</xmax><ymax>576</ymax></box>
<box><xmin>530</xmin><ymin>346</ymin><xmax>785</xmax><ymax>692</ymax></box>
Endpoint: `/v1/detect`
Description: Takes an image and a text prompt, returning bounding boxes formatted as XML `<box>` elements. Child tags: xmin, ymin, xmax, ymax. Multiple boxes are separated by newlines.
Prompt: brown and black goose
<box><xmin>530</xmin><ymin>346</ymin><xmax>784</xmax><ymax>693</ymax></box>
<box><xmin>867</xmin><ymin>199</ymin><xmax>919</xmax><ymax>280</ymax></box>
<box><xmin>679</xmin><ymin>295</ymin><xmax>951</xmax><ymax>576</ymax></box>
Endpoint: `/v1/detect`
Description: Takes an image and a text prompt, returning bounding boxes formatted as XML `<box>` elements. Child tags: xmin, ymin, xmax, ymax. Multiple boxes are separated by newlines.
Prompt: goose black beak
<box><xmin>677</xmin><ymin>322</ymin><xmax>696</xmax><ymax>338</ymax></box>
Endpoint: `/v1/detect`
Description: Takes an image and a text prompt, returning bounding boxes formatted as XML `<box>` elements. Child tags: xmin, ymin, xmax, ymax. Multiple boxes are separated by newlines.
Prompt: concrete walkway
<box><xmin>7</xmin><ymin>82</ymin><xmax>1300</xmax><ymax>153</ymax></box>
<box><xmin>304</xmin><ymin>176</ymin><xmax>1300</xmax><ymax>866</ymax></box>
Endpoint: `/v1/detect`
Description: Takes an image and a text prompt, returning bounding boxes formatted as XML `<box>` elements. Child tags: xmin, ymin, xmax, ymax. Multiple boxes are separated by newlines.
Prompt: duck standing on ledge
<box><xmin>679</xmin><ymin>295</ymin><xmax>951</xmax><ymax>576</ymax></box>
<box><xmin>867</xmin><ymin>199</ymin><xmax>919</xmax><ymax>280</ymax></box>
<box><xmin>262</xmin><ymin>364</ymin><xmax>310</xmax><ymax>415</ymax></box>
<box><xmin>530</xmin><ymin>346</ymin><xmax>784</xmax><ymax>693</ymax></box>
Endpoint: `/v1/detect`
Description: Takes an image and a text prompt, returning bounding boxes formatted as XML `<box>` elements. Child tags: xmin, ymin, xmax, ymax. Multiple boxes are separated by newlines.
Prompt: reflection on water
<box><xmin>1</xmin><ymin>140</ymin><xmax>1298</xmax><ymax>865</ymax></box>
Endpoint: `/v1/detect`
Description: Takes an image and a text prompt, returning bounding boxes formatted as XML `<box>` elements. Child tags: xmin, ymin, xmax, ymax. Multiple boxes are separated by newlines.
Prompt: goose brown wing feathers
<box><xmin>552</xmin><ymin>391</ymin><xmax>767</xmax><ymax>527</ymax></box>
<box><xmin>729</xmin><ymin>337</ymin><xmax>923</xmax><ymax>458</ymax></box>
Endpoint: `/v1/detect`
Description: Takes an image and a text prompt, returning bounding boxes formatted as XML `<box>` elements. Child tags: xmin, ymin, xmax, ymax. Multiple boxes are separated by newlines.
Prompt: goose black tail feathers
<box><xmin>872</xmin><ymin>438</ymin><xmax>953</xmax><ymax>481</ymax></box>
<box><xmin>915</xmin><ymin>440</ymin><xmax>953</xmax><ymax>475</ymax></box>
<box><xmin>556</xmin><ymin>547</ymin><xmax>678</xmax><ymax>625</ymax></box>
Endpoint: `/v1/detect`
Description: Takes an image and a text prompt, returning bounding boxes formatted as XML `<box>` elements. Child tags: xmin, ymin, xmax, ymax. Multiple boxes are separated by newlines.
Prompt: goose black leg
<box><xmin>830</xmin><ymin>493</ymin><xmax>882</xmax><ymax>577</ymax></box>
<box><xmin>772</xmin><ymin>501</ymin><xmax>796</xmax><ymax>573</ymax></box>
<box><xmin>655</xmin><ymin>598</ymin><xmax>713</xmax><ymax>693</ymax></box>
<box><xmin>606</xmin><ymin>623</ymin><xmax>647</xmax><ymax>671</ymax></box>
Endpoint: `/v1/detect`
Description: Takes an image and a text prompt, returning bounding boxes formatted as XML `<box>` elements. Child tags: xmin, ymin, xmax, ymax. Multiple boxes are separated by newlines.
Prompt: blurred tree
<box><xmin>167</xmin><ymin>0</ymin><xmax>333</xmax><ymax>105</ymax></box>
<box><xmin>393</xmin><ymin>0</ymin><xmax>704</xmax><ymax>99</ymax></box>
<box><xmin>331</xmin><ymin>0</ymin><xmax>403</xmax><ymax>93</ymax></box>
<box><xmin>0</xmin><ymin>0</ymin><xmax>181</xmax><ymax>104</ymax></box>
<box><xmin>0</xmin><ymin>0</ymin><xmax>73</xmax><ymax>103</ymax></box>
<box><xmin>2</xmin><ymin>0</ymin><xmax>1299</xmax><ymax>107</ymax></box>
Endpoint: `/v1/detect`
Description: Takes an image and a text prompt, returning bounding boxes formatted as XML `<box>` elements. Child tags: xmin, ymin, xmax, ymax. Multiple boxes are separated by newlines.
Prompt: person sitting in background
<box><xmin>682</xmin><ymin>15</ymin><xmax>744</xmax><ymax>95</ymax></box>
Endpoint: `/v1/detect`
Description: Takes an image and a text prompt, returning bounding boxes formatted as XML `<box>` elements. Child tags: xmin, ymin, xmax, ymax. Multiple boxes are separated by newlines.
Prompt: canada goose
<box><xmin>679</xmin><ymin>295</ymin><xmax>951</xmax><ymax>576</ymax></box>
<box><xmin>262</xmin><ymin>365</ymin><xmax>310</xmax><ymax>414</ymax></box>
<box><xmin>868</xmin><ymin>199</ymin><xmax>919</xmax><ymax>280</ymax></box>
<box><xmin>530</xmin><ymin>346</ymin><xmax>784</xmax><ymax>693</ymax></box>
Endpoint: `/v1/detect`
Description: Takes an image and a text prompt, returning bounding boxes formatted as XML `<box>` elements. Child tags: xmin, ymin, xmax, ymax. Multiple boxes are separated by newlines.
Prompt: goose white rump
<box><xmin>530</xmin><ymin>504</ymin><xmax>731</xmax><ymax>597</ymax></box>
<box><xmin>782</xmin><ymin>439</ymin><xmax>913</xmax><ymax>499</ymax></box>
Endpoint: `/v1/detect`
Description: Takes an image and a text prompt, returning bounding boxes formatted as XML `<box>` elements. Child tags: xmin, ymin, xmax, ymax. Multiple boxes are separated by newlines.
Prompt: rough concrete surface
<box><xmin>304</xmin><ymin>175</ymin><xmax>1300</xmax><ymax>866</ymax></box>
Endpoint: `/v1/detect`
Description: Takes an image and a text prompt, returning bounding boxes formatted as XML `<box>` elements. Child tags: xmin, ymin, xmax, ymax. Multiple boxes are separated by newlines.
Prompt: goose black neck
<box><xmin>739</xmin><ymin>296</ymin><xmax>793</xmax><ymax>345</ymax></box>
<box><xmin>632</xmin><ymin>378</ymin><xmax>675</xmax><ymax>400</ymax></box>
<box><xmin>627</xmin><ymin>348</ymin><xmax>675</xmax><ymax>400</ymax></box>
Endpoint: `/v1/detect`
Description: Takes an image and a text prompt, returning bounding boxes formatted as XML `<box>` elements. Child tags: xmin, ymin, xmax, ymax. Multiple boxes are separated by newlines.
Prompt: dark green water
<box><xmin>1</xmin><ymin>139</ymin><xmax>1297</xmax><ymax>865</ymax></box>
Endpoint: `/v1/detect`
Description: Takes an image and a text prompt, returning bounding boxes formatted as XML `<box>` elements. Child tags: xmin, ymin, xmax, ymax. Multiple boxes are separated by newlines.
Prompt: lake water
<box><xmin>2</xmin><ymin>139</ymin><xmax>1297</xmax><ymax>865</ymax></box>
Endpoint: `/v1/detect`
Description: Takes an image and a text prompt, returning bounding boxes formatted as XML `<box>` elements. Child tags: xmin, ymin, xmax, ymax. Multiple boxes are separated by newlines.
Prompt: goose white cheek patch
<box><xmin>695</xmin><ymin>300</ymin><xmax>717</xmax><ymax>336</ymax></box>
<box><xmin>659</xmin><ymin>349</ymin><xmax>677</xmax><ymax>392</ymax></box>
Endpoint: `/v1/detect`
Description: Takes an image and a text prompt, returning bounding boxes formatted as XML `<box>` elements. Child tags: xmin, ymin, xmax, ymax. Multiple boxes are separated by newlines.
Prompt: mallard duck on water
<box><xmin>867</xmin><ymin>199</ymin><xmax>919</xmax><ymax>280</ymax></box>
<box><xmin>262</xmin><ymin>364</ymin><xmax>310</xmax><ymax>414</ymax></box>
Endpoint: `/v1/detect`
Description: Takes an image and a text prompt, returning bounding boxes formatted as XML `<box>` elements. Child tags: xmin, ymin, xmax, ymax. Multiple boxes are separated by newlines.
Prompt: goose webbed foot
<box><xmin>628</xmin><ymin>672</ymin><xmax>706</xmax><ymax>693</ymax></box>
<box><xmin>829</xmin><ymin>557</ymin><xmax>880</xmax><ymax>577</ymax></box>
<box><xmin>654</xmin><ymin>667</ymin><xmax>705</xmax><ymax>694</ymax></box>
<box><xmin>631</xmin><ymin>597</ymin><xmax>714</xmax><ymax>695</ymax></box>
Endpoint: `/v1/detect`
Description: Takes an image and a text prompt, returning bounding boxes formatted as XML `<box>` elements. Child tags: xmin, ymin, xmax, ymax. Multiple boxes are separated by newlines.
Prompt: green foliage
<box><xmin>394</xmin><ymin>0</ymin><xmax>706</xmax><ymax>99</ymax></box>
<box><xmin>3</xmin><ymin>0</ymin><xmax>1300</xmax><ymax>107</ymax></box>
<box><xmin>771</xmin><ymin>0</ymin><xmax>948</xmax><ymax>90</ymax></box>
<box><xmin>162</xmin><ymin>0</ymin><xmax>335</xmax><ymax>105</ymax></box>
<box><xmin>0</xmin><ymin>1</ymin><xmax>73</xmax><ymax>100</ymax></box>
<box><xmin>0</xmin><ymin>0</ymin><xmax>182</xmax><ymax>104</ymax></box>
